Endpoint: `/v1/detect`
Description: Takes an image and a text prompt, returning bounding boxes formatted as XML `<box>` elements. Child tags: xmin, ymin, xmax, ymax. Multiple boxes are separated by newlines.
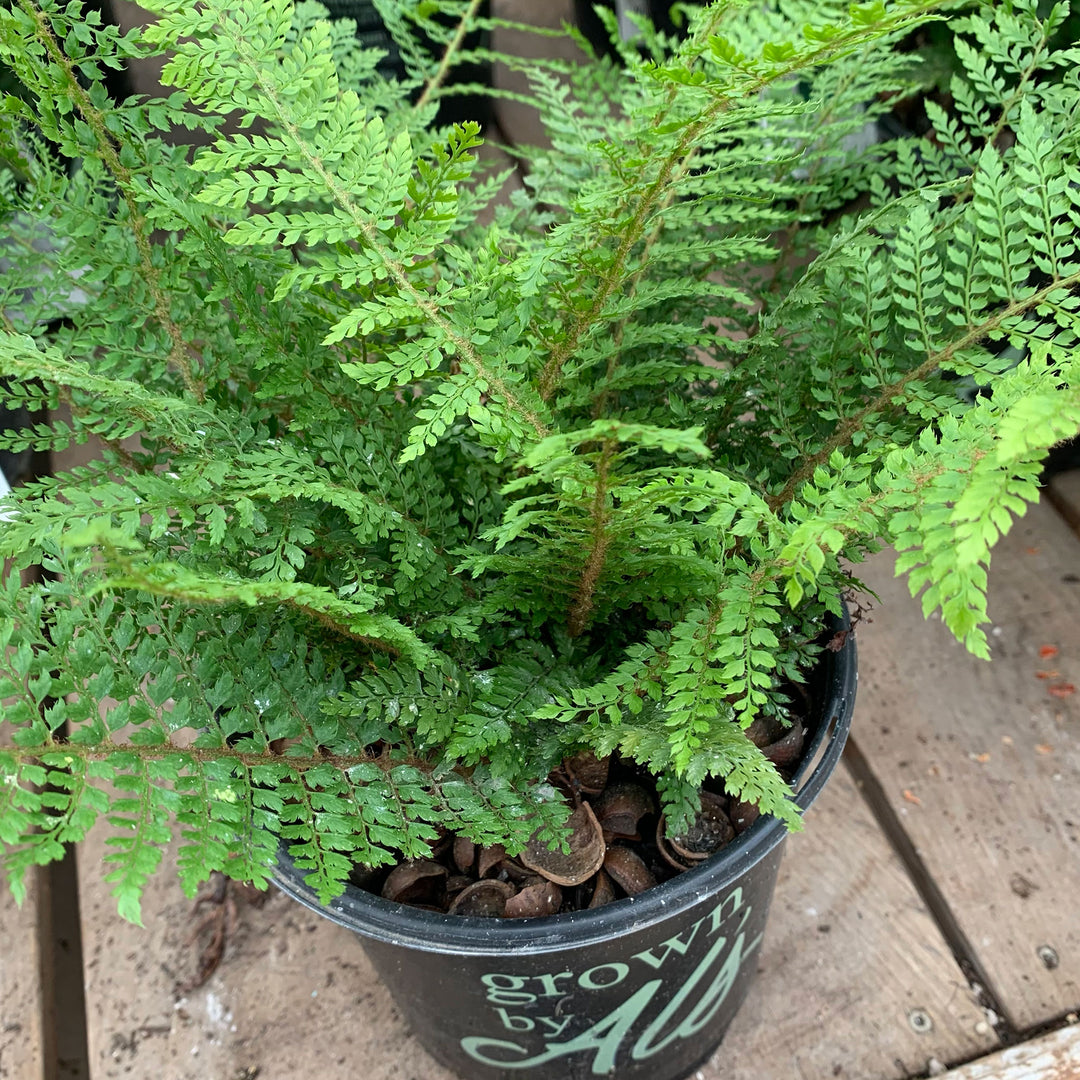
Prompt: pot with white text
<box><xmin>272</xmin><ymin>612</ymin><xmax>856</xmax><ymax>1080</ymax></box>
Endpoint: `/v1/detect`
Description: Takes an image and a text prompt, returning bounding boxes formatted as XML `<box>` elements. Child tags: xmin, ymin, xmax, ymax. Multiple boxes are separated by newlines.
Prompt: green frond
<box><xmin>2</xmin><ymin>0</ymin><xmax>1078</xmax><ymax>915</ymax></box>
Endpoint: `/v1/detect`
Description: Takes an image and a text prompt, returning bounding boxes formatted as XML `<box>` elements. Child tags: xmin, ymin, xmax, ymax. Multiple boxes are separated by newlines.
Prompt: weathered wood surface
<box><xmin>491</xmin><ymin>0</ymin><xmax>587</xmax><ymax>148</ymax></box>
<box><xmin>75</xmin><ymin>836</ymin><xmax>458</xmax><ymax>1080</ymax></box>
<box><xmin>1047</xmin><ymin>470</ymin><xmax>1080</xmax><ymax>539</ymax></box>
<box><xmin>104</xmin><ymin>1</ymin><xmax>168</xmax><ymax>99</ymax></box>
<box><xmin>715</xmin><ymin>767</ymin><xmax>996</xmax><ymax>1080</ymax></box>
<box><xmin>852</xmin><ymin>497</ymin><xmax>1080</xmax><ymax>1032</ymax></box>
<box><xmin>74</xmin><ymin>770</ymin><xmax>995</xmax><ymax>1079</ymax></box>
<box><xmin>2</xmin><ymin>566</ymin><xmax>48</xmax><ymax>1080</ymax></box>
<box><xmin>0</xmin><ymin>869</ymin><xmax>46</xmax><ymax>1080</ymax></box>
<box><xmin>936</xmin><ymin>1022</ymin><xmax>1080</xmax><ymax>1080</ymax></box>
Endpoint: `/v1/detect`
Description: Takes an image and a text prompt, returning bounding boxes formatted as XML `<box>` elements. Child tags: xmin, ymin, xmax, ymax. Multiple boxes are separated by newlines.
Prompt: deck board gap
<box><xmin>922</xmin><ymin>1015</ymin><xmax>1080</xmax><ymax>1080</ymax></box>
<box><xmin>1014</xmin><ymin>1009</ymin><xmax>1080</xmax><ymax>1046</ymax></box>
<box><xmin>47</xmin><ymin>845</ymin><xmax>91</xmax><ymax>1079</ymax></box>
<box><xmin>35</xmin><ymin>865</ymin><xmax>58</xmax><ymax>1080</ymax></box>
<box><xmin>842</xmin><ymin>739</ymin><xmax>1015</xmax><ymax>1042</ymax></box>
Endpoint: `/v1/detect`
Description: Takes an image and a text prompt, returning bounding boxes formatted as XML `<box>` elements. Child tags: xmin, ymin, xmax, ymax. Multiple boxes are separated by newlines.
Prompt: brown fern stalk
<box><xmin>566</xmin><ymin>439</ymin><xmax>615</xmax><ymax>636</ymax></box>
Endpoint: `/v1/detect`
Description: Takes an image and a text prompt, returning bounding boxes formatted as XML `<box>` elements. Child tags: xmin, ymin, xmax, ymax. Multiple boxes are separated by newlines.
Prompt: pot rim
<box><xmin>271</xmin><ymin>607</ymin><xmax>857</xmax><ymax>956</ymax></box>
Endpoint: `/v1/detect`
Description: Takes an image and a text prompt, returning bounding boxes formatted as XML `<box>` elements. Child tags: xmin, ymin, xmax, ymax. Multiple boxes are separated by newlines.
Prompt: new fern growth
<box><xmin>1</xmin><ymin>0</ymin><xmax>1078</xmax><ymax>919</ymax></box>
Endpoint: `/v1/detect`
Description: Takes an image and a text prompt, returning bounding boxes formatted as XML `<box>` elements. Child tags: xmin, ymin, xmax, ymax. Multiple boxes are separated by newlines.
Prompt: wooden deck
<box><xmin>4</xmin><ymin>485</ymin><xmax>1077</xmax><ymax>1080</ymax></box>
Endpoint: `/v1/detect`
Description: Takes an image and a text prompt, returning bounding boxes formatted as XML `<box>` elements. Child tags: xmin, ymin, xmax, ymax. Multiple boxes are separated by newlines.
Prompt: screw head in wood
<box><xmin>908</xmin><ymin>1008</ymin><xmax>934</xmax><ymax>1033</ymax></box>
<box><xmin>1036</xmin><ymin>944</ymin><xmax>1060</xmax><ymax>970</ymax></box>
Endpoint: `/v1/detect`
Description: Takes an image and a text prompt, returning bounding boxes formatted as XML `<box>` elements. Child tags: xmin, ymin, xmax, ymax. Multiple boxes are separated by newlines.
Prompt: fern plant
<box><xmin>1</xmin><ymin>0</ymin><xmax>1078</xmax><ymax>921</ymax></box>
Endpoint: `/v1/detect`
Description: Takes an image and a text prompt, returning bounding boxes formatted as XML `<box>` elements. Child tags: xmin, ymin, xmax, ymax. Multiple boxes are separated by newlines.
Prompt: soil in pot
<box><xmin>351</xmin><ymin>722</ymin><xmax>805</xmax><ymax>918</ymax></box>
<box><xmin>346</xmin><ymin>611</ymin><xmax>854</xmax><ymax>917</ymax></box>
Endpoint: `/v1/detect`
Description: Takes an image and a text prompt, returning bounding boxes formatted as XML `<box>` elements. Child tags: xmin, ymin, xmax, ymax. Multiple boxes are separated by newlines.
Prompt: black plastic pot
<box><xmin>272</xmin><ymin>617</ymin><xmax>856</xmax><ymax>1080</ymax></box>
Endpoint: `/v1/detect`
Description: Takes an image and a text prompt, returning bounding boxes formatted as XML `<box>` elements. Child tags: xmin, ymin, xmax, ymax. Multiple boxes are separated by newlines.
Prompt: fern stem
<box><xmin>536</xmin><ymin>1</ymin><xmax>950</xmax><ymax>403</ymax></box>
<box><xmin>19</xmin><ymin>0</ymin><xmax>206</xmax><ymax>402</ymax></box>
<box><xmin>1</xmin><ymin>740</ymin><xmax>435</xmax><ymax>778</ymax></box>
<box><xmin>566</xmin><ymin>439</ymin><xmax>614</xmax><ymax>636</ymax></box>
<box><xmin>771</xmin><ymin>269</ymin><xmax>1080</xmax><ymax>509</ymax></box>
<box><xmin>589</xmin><ymin>151</ymin><xmax>699</xmax><ymax>418</ymax></box>
<box><xmin>753</xmin><ymin>48</ymin><xmax>876</xmax><ymax>310</ymax></box>
<box><xmin>224</xmin><ymin>27</ymin><xmax>551</xmax><ymax>442</ymax></box>
<box><xmin>537</xmin><ymin>118</ymin><xmax>709</xmax><ymax>403</ymax></box>
<box><xmin>291</xmin><ymin>602</ymin><xmax>402</xmax><ymax>656</ymax></box>
<box><xmin>585</xmin><ymin>0</ymin><xmax>742</xmax><ymax>417</ymax></box>
<box><xmin>413</xmin><ymin>0</ymin><xmax>485</xmax><ymax>112</ymax></box>
<box><xmin>535</xmin><ymin>4</ymin><xmax>736</xmax><ymax>400</ymax></box>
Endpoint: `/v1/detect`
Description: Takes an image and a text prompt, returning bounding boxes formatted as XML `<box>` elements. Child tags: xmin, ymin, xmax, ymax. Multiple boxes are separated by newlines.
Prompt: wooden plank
<box><xmin>1</xmin><ymin>561</ymin><xmax>48</xmax><ymax>1080</ymax></box>
<box><xmin>935</xmin><ymin>1023</ymin><xmax>1080</xmax><ymax>1080</ymax></box>
<box><xmin>713</xmin><ymin>767</ymin><xmax>997</xmax><ymax>1080</ymax></box>
<box><xmin>75</xmin><ymin>835</ymin><xmax>458</xmax><ymax>1080</ymax></box>
<box><xmin>491</xmin><ymin>0</ymin><xmax>587</xmax><ymax>149</ymax></box>
<box><xmin>852</xmin><ymin>497</ymin><xmax>1080</xmax><ymax>1032</ymax></box>
<box><xmin>0</xmin><ymin>869</ymin><xmax>47</xmax><ymax>1080</ymax></box>
<box><xmin>1046</xmin><ymin>470</ymin><xmax>1080</xmax><ymax>539</ymax></box>
<box><xmin>474</xmin><ymin>139</ymin><xmax>524</xmax><ymax>228</ymax></box>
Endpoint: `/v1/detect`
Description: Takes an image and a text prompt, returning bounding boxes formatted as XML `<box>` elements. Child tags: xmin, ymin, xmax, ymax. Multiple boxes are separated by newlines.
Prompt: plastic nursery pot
<box><xmin>272</xmin><ymin>613</ymin><xmax>856</xmax><ymax>1080</ymax></box>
